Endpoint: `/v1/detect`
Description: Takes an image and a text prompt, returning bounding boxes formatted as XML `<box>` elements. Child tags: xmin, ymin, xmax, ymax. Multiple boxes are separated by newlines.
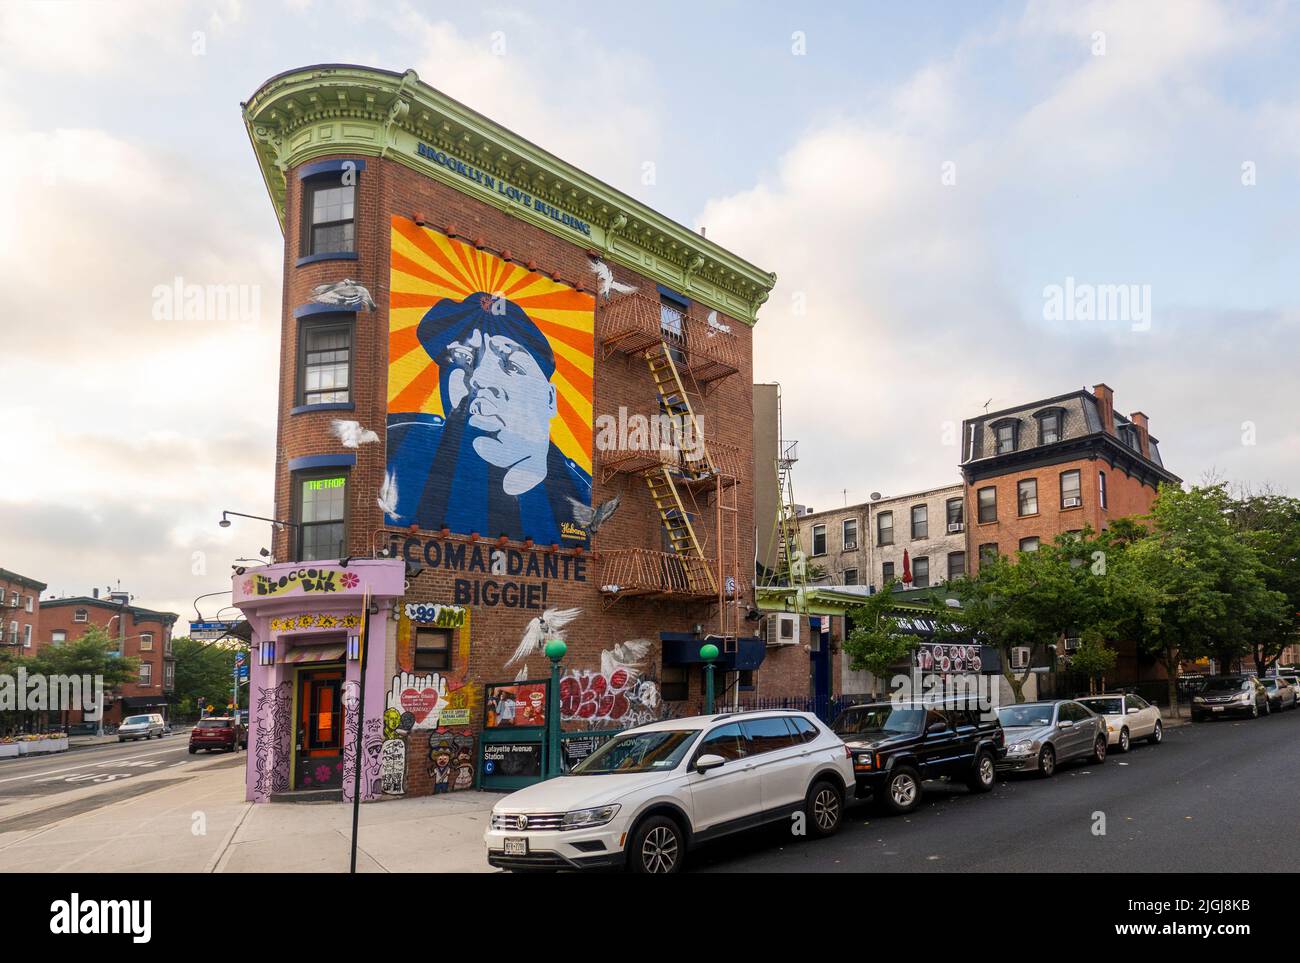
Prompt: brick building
<box><xmin>0</xmin><ymin>567</ymin><xmax>45</xmax><ymax>654</ymax></box>
<box><xmin>960</xmin><ymin>383</ymin><xmax>1179</xmax><ymax>573</ymax></box>
<box><xmin>796</xmin><ymin>483</ymin><xmax>968</xmax><ymax>591</ymax></box>
<box><xmin>40</xmin><ymin>591</ymin><xmax>178</xmax><ymax>724</ymax></box>
<box><xmin>234</xmin><ymin>64</ymin><xmax>779</xmax><ymax>801</ymax></box>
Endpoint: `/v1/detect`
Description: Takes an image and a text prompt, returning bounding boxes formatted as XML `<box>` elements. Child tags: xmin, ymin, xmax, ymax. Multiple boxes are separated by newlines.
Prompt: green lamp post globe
<box><xmin>699</xmin><ymin>643</ymin><xmax>720</xmax><ymax>662</ymax></box>
<box><xmin>544</xmin><ymin>638</ymin><xmax>568</xmax><ymax>662</ymax></box>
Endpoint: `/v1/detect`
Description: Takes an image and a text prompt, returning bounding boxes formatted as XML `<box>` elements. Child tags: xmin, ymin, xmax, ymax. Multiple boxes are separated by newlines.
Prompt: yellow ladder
<box><xmin>645</xmin><ymin>343</ymin><xmax>716</xmax><ymax>478</ymax></box>
<box><xmin>643</xmin><ymin>342</ymin><xmax>717</xmax><ymax>595</ymax></box>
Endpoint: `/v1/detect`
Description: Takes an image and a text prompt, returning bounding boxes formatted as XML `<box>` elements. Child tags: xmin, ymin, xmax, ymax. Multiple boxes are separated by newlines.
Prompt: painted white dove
<box><xmin>587</xmin><ymin>260</ymin><xmax>638</xmax><ymax>300</ymax></box>
<box><xmin>310</xmin><ymin>279</ymin><xmax>376</xmax><ymax>311</ymax></box>
<box><xmin>705</xmin><ymin>310</ymin><xmax>731</xmax><ymax>337</ymax></box>
<box><xmin>377</xmin><ymin>471</ymin><xmax>399</xmax><ymax>520</ymax></box>
<box><xmin>504</xmin><ymin>607</ymin><xmax>582</xmax><ymax>668</ymax></box>
<box><xmin>332</xmin><ymin>419</ymin><xmax>380</xmax><ymax>448</ymax></box>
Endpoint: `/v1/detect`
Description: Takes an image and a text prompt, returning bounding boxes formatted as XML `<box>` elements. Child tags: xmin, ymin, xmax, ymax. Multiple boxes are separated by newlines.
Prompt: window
<box><xmin>164</xmin><ymin>663</ymin><xmax>175</xmax><ymax>689</ymax></box>
<box><xmin>947</xmin><ymin>552</ymin><xmax>966</xmax><ymax>580</ymax></box>
<box><xmin>697</xmin><ymin>723</ymin><xmax>749</xmax><ymax>761</ymax></box>
<box><xmin>994</xmin><ymin>420</ymin><xmax>1019</xmax><ymax>453</ymax></box>
<box><xmin>911</xmin><ymin>504</ymin><xmax>928</xmax><ymax>540</ymax></box>
<box><xmin>1019</xmin><ymin>536</ymin><xmax>1040</xmax><ymax>552</ymax></box>
<box><xmin>414</xmin><ymin>627</ymin><xmax>452</xmax><ymax>671</ymax></box>
<box><xmin>812</xmin><ymin>524</ymin><xmax>826</xmax><ymax>556</ymax></box>
<box><xmin>296</xmin><ymin>473</ymin><xmax>347</xmax><ymax>562</ymax></box>
<box><xmin>1099</xmin><ymin>470</ymin><xmax>1108</xmax><ymax>509</ymax></box>
<box><xmin>7</xmin><ymin>592</ymin><xmax>15</xmax><ymax>607</ymax></box>
<box><xmin>1017</xmin><ymin>478</ymin><xmax>1038</xmax><ymax>516</ymax></box>
<box><xmin>741</xmin><ymin>717</ymin><xmax>797</xmax><ymax>754</ymax></box>
<box><xmin>139</xmin><ymin>662</ymin><xmax>153</xmax><ymax>686</ymax></box>
<box><xmin>6</xmin><ymin>621</ymin><xmax>15</xmax><ymax>645</ymax></box>
<box><xmin>302</xmin><ymin>174</ymin><xmax>355</xmax><ymax>256</ymax></box>
<box><xmin>661</xmin><ymin>664</ymin><xmax>688</xmax><ymax>702</ymax></box>
<box><xmin>844</xmin><ymin>568</ymin><xmax>858</xmax><ymax>586</ymax></box>
<box><xmin>877</xmin><ymin>511</ymin><xmax>894</xmax><ymax>546</ymax></box>
<box><xmin>912</xmin><ymin>556</ymin><xmax>930</xmax><ymax>589</ymax></box>
<box><xmin>946</xmin><ymin>498</ymin><xmax>964</xmax><ymax>528</ymax></box>
<box><xmin>1038</xmin><ymin>410</ymin><xmax>1062</xmax><ymax>445</ymax></box>
<box><xmin>22</xmin><ymin>624</ymin><xmax>31</xmax><ymax>648</ymax></box>
<box><xmin>51</xmin><ymin>630</ymin><xmax>66</xmax><ymax>644</ymax></box>
<box><xmin>788</xmin><ymin>716</ymin><xmax>819</xmax><ymax>743</ymax></box>
<box><xmin>1060</xmin><ymin>470</ymin><xmax>1082</xmax><ymax>507</ymax></box>
<box><xmin>977</xmin><ymin>487</ymin><xmax>997</xmax><ymax>523</ymax></box>
<box><xmin>74</xmin><ymin>608</ymin><xmax>88</xmax><ymax>623</ymax></box>
<box><xmin>979</xmin><ymin>543</ymin><xmax>999</xmax><ymax>565</ymax></box>
<box><xmin>298</xmin><ymin>317</ymin><xmax>353</xmax><ymax>406</ymax></box>
<box><xmin>842</xmin><ymin>518</ymin><xmax>858</xmax><ymax>551</ymax></box>
<box><xmin>139</xmin><ymin>632</ymin><xmax>154</xmax><ymax>651</ymax></box>
<box><xmin>24</xmin><ymin>596</ymin><xmax>33</xmax><ymax>613</ymax></box>
<box><xmin>659</xmin><ymin>294</ymin><xmax>686</xmax><ymax>339</ymax></box>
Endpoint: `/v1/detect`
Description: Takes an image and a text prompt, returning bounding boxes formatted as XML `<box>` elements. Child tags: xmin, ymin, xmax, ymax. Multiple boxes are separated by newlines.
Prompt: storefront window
<box><xmin>297</xmin><ymin>474</ymin><xmax>346</xmax><ymax>561</ymax></box>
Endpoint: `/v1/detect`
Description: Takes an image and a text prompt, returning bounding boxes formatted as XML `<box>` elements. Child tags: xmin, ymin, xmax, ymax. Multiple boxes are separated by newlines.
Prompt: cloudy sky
<box><xmin>1</xmin><ymin>0</ymin><xmax>1296</xmax><ymax>628</ymax></box>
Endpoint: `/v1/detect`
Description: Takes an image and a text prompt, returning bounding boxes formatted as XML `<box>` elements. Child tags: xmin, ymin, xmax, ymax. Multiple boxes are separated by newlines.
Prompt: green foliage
<box><xmin>1070</xmin><ymin>638</ymin><xmax>1117</xmax><ymax>689</ymax></box>
<box><xmin>170</xmin><ymin>636</ymin><xmax>247</xmax><ymax>717</ymax></box>
<box><xmin>842</xmin><ymin>580</ymin><xmax>921</xmax><ymax>677</ymax></box>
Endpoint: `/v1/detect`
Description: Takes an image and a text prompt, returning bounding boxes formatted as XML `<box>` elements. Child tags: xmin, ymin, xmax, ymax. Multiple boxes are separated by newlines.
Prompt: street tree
<box><xmin>842</xmin><ymin>580</ymin><xmax>922</xmax><ymax>679</ymax></box>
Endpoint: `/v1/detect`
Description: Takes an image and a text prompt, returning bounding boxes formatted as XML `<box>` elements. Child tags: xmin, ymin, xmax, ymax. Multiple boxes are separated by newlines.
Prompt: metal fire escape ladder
<box><xmin>643</xmin><ymin>342</ymin><xmax>717</xmax><ymax>596</ymax></box>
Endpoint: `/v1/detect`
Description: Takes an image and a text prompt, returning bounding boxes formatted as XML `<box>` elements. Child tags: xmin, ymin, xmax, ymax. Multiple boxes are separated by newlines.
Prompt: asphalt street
<box><xmin>0</xmin><ymin>733</ymin><xmax>240</xmax><ymax>800</ymax></box>
<box><xmin>691</xmin><ymin>707</ymin><xmax>1300</xmax><ymax>872</ymax></box>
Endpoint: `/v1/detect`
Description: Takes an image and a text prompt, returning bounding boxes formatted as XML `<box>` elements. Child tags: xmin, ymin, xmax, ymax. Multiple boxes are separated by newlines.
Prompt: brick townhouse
<box><xmin>960</xmin><ymin>383</ymin><xmax>1179</xmax><ymax>574</ymax></box>
<box><xmin>232</xmin><ymin>64</ymin><xmax>780</xmax><ymax>801</ymax></box>
<box><xmin>40</xmin><ymin>590</ymin><xmax>178</xmax><ymax>725</ymax></box>
<box><xmin>0</xmin><ymin>567</ymin><xmax>46</xmax><ymax>653</ymax></box>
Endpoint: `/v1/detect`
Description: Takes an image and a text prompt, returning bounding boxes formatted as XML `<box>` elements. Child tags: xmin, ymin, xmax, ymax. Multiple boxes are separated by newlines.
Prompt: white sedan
<box><xmin>1078</xmin><ymin>694</ymin><xmax>1163</xmax><ymax>752</ymax></box>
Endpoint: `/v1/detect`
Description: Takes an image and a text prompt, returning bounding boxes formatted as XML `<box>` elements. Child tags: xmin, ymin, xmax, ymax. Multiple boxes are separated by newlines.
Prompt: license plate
<box><xmin>1212</xmin><ymin>706</ymin><xmax>1224</xmax><ymax>712</ymax></box>
<box><xmin>504</xmin><ymin>837</ymin><xmax>528</xmax><ymax>856</ymax></box>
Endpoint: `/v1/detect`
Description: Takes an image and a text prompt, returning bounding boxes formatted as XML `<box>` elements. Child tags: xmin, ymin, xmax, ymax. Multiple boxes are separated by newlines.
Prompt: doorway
<box><xmin>294</xmin><ymin>666</ymin><xmax>345</xmax><ymax>791</ymax></box>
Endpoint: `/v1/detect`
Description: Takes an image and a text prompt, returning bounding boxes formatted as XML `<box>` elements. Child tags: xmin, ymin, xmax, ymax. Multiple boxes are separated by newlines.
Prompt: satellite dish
<box><xmin>870</xmin><ymin>492</ymin><xmax>882</xmax><ymax>501</ymax></box>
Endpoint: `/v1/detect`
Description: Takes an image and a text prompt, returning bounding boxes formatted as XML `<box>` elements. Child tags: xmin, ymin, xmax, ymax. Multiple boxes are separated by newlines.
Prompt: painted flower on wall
<box><xmin>315</xmin><ymin>764</ymin><xmax>333</xmax><ymax>783</ymax></box>
<box><xmin>341</xmin><ymin>572</ymin><xmax>360</xmax><ymax>589</ymax></box>
<box><xmin>242</xmin><ymin>579</ymin><xmax>254</xmax><ymax>596</ymax></box>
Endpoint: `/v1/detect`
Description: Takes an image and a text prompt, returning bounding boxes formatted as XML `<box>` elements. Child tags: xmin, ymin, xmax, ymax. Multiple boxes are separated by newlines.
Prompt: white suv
<box><xmin>484</xmin><ymin>710</ymin><xmax>854</xmax><ymax>874</ymax></box>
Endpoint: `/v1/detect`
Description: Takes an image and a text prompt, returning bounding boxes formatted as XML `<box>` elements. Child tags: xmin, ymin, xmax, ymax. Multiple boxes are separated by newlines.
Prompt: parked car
<box><xmin>484</xmin><ymin>710</ymin><xmax>854</xmax><ymax>873</ymax></box>
<box><xmin>117</xmin><ymin>713</ymin><xmax>165</xmax><ymax>742</ymax></box>
<box><xmin>1261</xmin><ymin>677</ymin><xmax>1298</xmax><ymax>712</ymax></box>
<box><xmin>995</xmin><ymin>700</ymin><xmax>1108</xmax><ymax>777</ymax></box>
<box><xmin>1077</xmin><ymin>693</ymin><xmax>1163</xmax><ymax>751</ymax></box>
<box><xmin>830</xmin><ymin>700</ymin><xmax>1004</xmax><ymax>814</ymax></box>
<box><xmin>188</xmin><ymin>717</ymin><xmax>245</xmax><ymax>754</ymax></box>
<box><xmin>1191</xmin><ymin>675</ymin><xmax>1271</xmax><ymax>721</ymax></box>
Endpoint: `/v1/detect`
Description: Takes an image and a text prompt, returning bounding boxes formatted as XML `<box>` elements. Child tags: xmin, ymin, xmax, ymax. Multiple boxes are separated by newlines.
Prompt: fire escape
<box><xmin>759</xmin><ymin>385</ymin><xmax>809</xmax><ymax>611</ymax></box>
<box><xmin>594</xmin><ymin>292</ymin><xmax>745</xmax><ymax>639</ymax></box>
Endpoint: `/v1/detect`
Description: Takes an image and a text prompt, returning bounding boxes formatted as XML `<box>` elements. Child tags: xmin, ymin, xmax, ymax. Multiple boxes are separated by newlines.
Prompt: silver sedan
<box><xmin>995</xmin><ymin>700</ymin><xmax>1108</xmax><ymax>777</ymax></box>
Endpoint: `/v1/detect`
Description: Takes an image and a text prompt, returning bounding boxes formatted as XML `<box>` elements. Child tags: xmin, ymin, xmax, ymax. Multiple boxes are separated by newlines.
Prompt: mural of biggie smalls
<box><xmin>386</xmin><ymin>218</ymin><xmax>595</xmax><ymax>546</ymax></box>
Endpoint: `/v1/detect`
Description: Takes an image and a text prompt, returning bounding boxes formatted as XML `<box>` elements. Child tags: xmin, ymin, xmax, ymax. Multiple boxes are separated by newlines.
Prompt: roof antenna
<box><xmin>982</xmin><ymin>398</ymin><xmax>992</xmax><ymax>414</ymax></box>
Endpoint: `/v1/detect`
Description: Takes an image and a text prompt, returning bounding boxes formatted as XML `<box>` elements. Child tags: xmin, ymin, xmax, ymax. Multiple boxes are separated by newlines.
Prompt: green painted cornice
<box><xmin>242</xmin><ymin>64</ymin><xmax>776</xmax><ymax>324</ymax></box>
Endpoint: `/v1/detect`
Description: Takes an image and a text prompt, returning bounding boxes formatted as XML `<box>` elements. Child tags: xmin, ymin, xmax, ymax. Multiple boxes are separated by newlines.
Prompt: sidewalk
<box><xmin>0</xmin><ymin>755</ymin><xmax>499</xmax><ymax>873</ymax></box>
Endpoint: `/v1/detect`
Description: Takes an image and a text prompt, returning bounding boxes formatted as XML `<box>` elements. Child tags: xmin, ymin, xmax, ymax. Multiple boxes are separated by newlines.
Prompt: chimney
<box><xmin>1129</xmin><ymin>411</ymin><xmax>1151</xmax><ymax>459</ymax></box>
<box><xmin>1093</xmin><ymin>383</ymin><xmax>1115</xmax><ymax>435</ymax></box>
<box><xmin>93</xmin><ymin>588</ymin><xmax>99</xmax><ymax>599</ymax></box>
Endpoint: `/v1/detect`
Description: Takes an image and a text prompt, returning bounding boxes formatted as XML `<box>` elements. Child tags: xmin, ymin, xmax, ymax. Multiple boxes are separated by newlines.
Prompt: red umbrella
<box><xmin>901</xmin><ymin>549</ymin><xmax>913</xmax><ymax>585</ymax></box>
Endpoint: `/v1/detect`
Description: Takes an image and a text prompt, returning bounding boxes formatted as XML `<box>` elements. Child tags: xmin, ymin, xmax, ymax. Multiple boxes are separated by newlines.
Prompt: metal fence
<box><xmin>1036</xmin><ymin>672</ymin><xmax>1189</xmax><ymax>710</ymax></box>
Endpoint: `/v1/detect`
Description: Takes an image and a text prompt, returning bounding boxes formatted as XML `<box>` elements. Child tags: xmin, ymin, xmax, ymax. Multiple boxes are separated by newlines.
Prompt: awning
<box><xmin>279</xmin><ymin>643</ymin><xmax>346</xmax><ymax>664</ymax></box>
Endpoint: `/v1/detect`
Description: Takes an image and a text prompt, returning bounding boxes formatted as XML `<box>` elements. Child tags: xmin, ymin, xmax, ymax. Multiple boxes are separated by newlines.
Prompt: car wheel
<box><xmin>188</xmin><ymin>747</ymin><xmax>196</xmax><ymax>755</ymax></box>
<box><xmin>1091</xmin><ymin>735</ymin><xmax>1107</xmax><ymax>764</ymax></box>
<box><xmin>879</xmin><ymin>765</ymin><xmax>922</xmax><ymax>814</ymax></box>
<box><xmin>805</xmin><ymin>779</ymin><xmax>844</xmax><ymax>837</ymax></box>
<box><xmin>966</xmin><ymin>750</ymin><xmax>996</xmax><ymax>793</ymax></box>
<box><xmin>628</xmin><ymin>815</ymin><xmax>684</xmax><ymax>874</ymax></box>
<box><xmin>1147</xmin><ymin>720</ymin><xmax>1163</xmax><ymax>745</ymax></box>
<box><xmin>1118</xmin><ymin>728</ymin><xmax>1130</xmax><ymax>753</ymax></box>
<box><xmin>1036</xmin><ymin>745</ymin><xmax>1056</xmax><ymax>778</ymax></box>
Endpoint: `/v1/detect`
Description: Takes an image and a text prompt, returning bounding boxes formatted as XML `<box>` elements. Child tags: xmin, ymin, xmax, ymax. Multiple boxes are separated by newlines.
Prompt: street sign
<box><xmin>191</xmin><ymin>620</ymin><xmax>244</xmax><ymax>641</ymax></box>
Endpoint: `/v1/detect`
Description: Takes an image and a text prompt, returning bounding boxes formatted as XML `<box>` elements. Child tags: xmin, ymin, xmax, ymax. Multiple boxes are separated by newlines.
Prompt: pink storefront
<box><xmin>232</xmin><ymin>559</ymin><xmax>404</xmax><ymax>802</ymax></box>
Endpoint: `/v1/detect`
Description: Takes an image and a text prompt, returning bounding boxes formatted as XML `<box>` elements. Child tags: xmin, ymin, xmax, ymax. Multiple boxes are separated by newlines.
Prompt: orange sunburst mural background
<box><xmin>387</xmin><ymin>216</ymin><xmax>595</xmax><ymax>475</ymax></box>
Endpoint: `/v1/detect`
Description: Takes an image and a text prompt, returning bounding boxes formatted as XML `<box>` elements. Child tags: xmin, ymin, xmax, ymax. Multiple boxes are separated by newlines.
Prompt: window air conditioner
<box><xmin>765</xmin><ymin>613</ymin><xmax>800</xmax><ymax>647</ymax></box>
<box><xmin>1011</xmin><ymin>647</ymin><xmax>1031</xmax><ymax>670</ymax></box>
<box><xmin>1063</xmin><ymin>496</ymin><xmax>1082</xmax><ymax>508</ymax></box>
<box><xmin>947</xmin><ymin>523</ymin><xmax>964</xmax><ymax>533</ymax></box>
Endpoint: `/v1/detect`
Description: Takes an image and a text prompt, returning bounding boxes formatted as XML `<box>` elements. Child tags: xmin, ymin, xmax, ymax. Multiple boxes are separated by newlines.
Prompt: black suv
<box><xmin>831</xmin><ymin>701</ymin><xmax>1005</xmax><ymax>815</ymax></box>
